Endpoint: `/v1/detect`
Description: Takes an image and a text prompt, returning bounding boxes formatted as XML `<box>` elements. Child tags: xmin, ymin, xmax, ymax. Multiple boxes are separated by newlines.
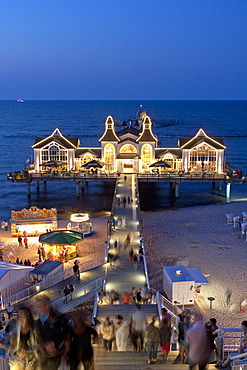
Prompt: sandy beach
<box><xmin>0</xmin><ymin>202</ymin><xmax>246</xmax><ymax>328</ymax></box>
<box><xmin>0</xmin><ymin>217</ymin><xmax>107</xmax><ymax>268</ymax></box>
<box><xmin>142</xmin><ymin>201</ymin><xmax>247</xmax><ymax>328</ymax></box>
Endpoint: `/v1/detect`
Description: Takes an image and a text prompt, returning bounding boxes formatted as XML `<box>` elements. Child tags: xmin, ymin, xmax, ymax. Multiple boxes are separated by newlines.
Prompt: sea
<box><xmin>0</xmin><ymin>100</ymin><xmax>247</xmax><ymax>220</ymax></box>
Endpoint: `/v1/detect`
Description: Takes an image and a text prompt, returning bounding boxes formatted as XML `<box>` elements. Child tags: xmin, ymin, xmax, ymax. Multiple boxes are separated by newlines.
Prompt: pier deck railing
<box><xmin>1</xmin><ymin>255</ymin><xmax>106</xmax><ymax>308</ymax></box>
<box><xmin>51</xmin><ymin>277</ymin><xmax>105</xmax><ymax>314</ymax></box>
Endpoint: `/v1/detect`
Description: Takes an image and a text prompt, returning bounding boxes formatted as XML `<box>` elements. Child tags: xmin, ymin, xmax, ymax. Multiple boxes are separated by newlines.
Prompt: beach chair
<box><xmin>241</xmin><ymin>223</ymin><xmax>247</xmax><ymax>235</ymax></box>
<box><xmin>233</xmin><ymin>216</ymin><xmax>241</xmax><ymax>227</ymax></box>
<box><xmin>230</xmin><ymin>352</ymin><xmax>247</xmax><ymax>369</ymax></box>
<box><xmin>226</xmin><ymin>214</ymin><xmax>235</xmax><ymax>224</ymax></box>
<box><xmin>242</xmin><ymin>212</ymin><xmax>247</xmax><ymax>222</ymax></box>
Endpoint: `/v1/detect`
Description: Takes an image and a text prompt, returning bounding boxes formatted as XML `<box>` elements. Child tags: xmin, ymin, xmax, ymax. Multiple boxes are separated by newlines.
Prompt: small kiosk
<box><xmin>39</xmin><ymin>230</ymin><xmax>83</xmax><ymax>262</ymax></box>
<box><xmin>163</xmin><ymin>265</ymin><xmax>209</xmax><ymax>306</ymax></box>
<box><xmin>11</xmin><ymin>206</ymin><xmax>57</xmax><ymax>237</ymax></box>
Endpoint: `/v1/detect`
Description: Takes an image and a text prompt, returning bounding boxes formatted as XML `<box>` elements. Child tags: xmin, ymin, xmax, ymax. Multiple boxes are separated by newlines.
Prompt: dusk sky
<box><xmin>1</xmin><ymin>0</ymin><xmax>247</xmax><ymax>100</ymax></box>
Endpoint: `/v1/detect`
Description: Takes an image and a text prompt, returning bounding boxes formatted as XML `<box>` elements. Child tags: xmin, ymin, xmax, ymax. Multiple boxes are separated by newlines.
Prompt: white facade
<box><xmin>32</xmin><ymin>116</ymin><xmax>226</xmax><ymax>174</ymax></box>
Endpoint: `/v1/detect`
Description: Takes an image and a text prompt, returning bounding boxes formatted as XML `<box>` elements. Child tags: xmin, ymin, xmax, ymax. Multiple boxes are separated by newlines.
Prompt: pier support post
<box><xmin>212</xmin><ymin>182</ymin><xmax>215</xmax><ymax>189</ymax></box>
<box><xmin>226</xmin><ymin>183</ymin><xmax>231</xmax><ymax>199</ymax></box>
<box><xmin>218</xmin><ymin>182</ymin><xmax>222</xmax><ymax>191</ymax></box>
<box><xmin>36</xmin><ymin>181</ymin><xmax>40</xmax><ymax>190</ymax></box>
<box><xmin>81</xmin><ymin>181</ymin><xmax>84</xmax><ymax>189</ymax></box>
<box><xmin>75</xmin><ymin>182</ymin><xmax>80</xmax><ymax>198</ymax></box>
<box><xmin>27</xmin><ymin>182</ymin><xmax>31</xmax><ymax>197</ymax></box>
<box><xmin>175</xmin><ymin>183</ymin><xmax>180</xmax><ymax>198</ymax></box>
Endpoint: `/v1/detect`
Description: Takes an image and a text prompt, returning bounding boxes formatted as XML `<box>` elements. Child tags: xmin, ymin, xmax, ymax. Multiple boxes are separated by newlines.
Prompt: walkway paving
<box><xmin>105</xmin><ymin>173</ymin><xmax>146</xmax><ymax>294</ymax></box>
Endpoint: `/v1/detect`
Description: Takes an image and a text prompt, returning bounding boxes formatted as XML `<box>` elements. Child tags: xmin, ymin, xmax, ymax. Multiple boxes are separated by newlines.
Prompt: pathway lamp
<box><xmin>207</xmin><ymin>296</ymin><xmax>215</xmax><ymax>309</ymax></box>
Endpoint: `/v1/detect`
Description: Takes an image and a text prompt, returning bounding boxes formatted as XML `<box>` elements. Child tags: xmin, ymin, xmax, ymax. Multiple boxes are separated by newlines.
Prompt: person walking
<box><xmin>129</xmin><ymin>248</ymin><xmax>134</xmax><ymax>263</ymax></box>
<box><xmin>100</xmin><ymin>317</ymin><xmax>115</xmax><ymax>351</ymax></box>
<box><xmin>124</xmin><ymin>175</ymin><xmax>127</xmax><ymax>182</ymax></box>
<box><xmin>37</xmin><ymin>247</ymin><xmax>42</xmax><ymax>261</ymax></box>
<box><xmin>63</xmin><ymin>285</ymin><xmax>70</xmax><ymax>304</ymax></box>
<box><xmin>68</xmin><ymin>315</ymin><xmax>98</xmax><ymax>370</ymax></box>
<box><xmin>4</xmin><ymin>221</ymin><xmax>8</xmax><ymax>231</ymax></box>
<box><xmin>8</xmin><ymin>306</ymin><xmax>43</xmax><ymax>370</ymax></box>
<box><xmin>123</xmin><ymin>196</ymin><xmax>127</xmax><ymax>208</ymax></box>
<box><xmin>6</xmin><ymin>302</ymin><xmax>14</xmax><ymax>320</ymax></box>
<box><xmin>186</xmin><ymin>313</ymin><xmax>211</xmax><ymax>370</ymax></box>
<box><xmin>146</xmin><ymin>315</ymin><xmax>160</xmax><ymax>364</ymax></box>
<box><xmin>73</xmin><ymin>261</ymin><xmax>80</xmax><ymax>280</ymax></box>
<box><xmin>24</xmin><ymin>237</ymin><xmax>28</xmax><ymax>249</ymax></box>
<box><xmin>141</xmin><ymin>283</ymin><xmax>151</xmax><ymax>304</ymax></box>
<box><xmin>41</xmin><ymin>247</ymin><xmax>46</xmax><ymax>261</ymax></box>
<box><xmin>131</xmin><ymin>304</ymin><xmax>147</xmax><ymax>351</ymax></box>
<box><xmin>18</xmin><ymin>235</ymin><xmax>23</xmax><ymax>247</ymax></box>
<box><xmin>160</xmin><ymin>317</ymin><xmax>172</xmax><ymax>362</ymax></box>
<box><xmin>35</xmin><ymin>295</ymin><xmax>70</xmax><ymax>370</ymax></box>
<box><xmin>115</xmin><ymin>315</ymin><xmax>129</xmax><ymax>351</ymax></box>
<box><xmin>176</xmin><ymin>309</ymin><xmax>189</xmax><ymax>357</ymax></box>
<box><xmin>122</xmin><ymin>291</ymin><xmax>132</xmax><ymax>304</ymax></box>
<box><xmin>133</xmin><ymin>254</ymin><xmax>138</xmax><ymax>271</ymax></box>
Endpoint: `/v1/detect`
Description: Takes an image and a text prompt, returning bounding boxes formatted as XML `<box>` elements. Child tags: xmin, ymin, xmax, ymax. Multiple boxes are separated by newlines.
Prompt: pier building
<box><xmin>31</xmin><ymin>115</ymin><xmax>226</xmax><ymax>174</ymax></box>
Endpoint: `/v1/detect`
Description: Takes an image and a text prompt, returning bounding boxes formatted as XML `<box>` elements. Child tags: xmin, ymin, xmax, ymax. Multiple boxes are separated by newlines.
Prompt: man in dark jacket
<box><xmin>35</xmin><ymin>295</ymin><xmax>70</xmax><ymax>370</ymax></box>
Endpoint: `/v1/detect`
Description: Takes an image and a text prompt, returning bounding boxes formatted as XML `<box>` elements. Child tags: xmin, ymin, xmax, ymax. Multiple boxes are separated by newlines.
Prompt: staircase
<box><xmin>97</xmin><ymin>303</ymin><xmax>158</xmax><ymax>322</ymax></box>
<box><xmin>94</xmin><ymin>348</ymin><xmax>218</xmax><ymax>369</ymax></box>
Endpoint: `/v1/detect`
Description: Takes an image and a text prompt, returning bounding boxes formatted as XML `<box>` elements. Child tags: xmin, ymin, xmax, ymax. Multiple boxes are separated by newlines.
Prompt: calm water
<box><xmin>0</xmin><ymin>100</ymin><xmax>247</xmax><ymax>219</ymax></box>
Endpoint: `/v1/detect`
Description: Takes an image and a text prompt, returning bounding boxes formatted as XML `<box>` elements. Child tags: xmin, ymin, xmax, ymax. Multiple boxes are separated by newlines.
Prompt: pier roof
<box><xmin>75</xmin><ymin>148</ymin><xmax>101</xmax><ymax>158</ymax></box>
<box><xmin>178</xmin><ymin>129</ymin><xmax>225</xmax><ymax>149</ymax></box>
<box><xmin>99</xmin><ymin>116</ymin><xmax>120</xmax><ymax>142</ymax></box>
<box><xmin>155</xmin><ymin>148</ymin><xmax>182</xmax><ymax>158</ymax></box>
<box><xmin>117</xmin><ymin>127</ymin><xmax>140</xmax><ymax>137</ymax></box>
<box><xmin>136</xmin><ymin>116</ymin><xmax>158</xmax><ymax>142</ymax></box>
<box><xmin>32</xmin><ymin>128</ymin><xmax>80</xmax><ymax>149</ymax></box>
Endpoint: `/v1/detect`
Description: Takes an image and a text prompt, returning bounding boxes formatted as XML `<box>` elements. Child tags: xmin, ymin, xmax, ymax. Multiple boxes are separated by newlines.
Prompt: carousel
<box><xmin>67</xmin><ymin>213</ymin><xmax>93</xmax><ymax>236</ymax></box>
<box><xmin>39</xmin><ymin>230</ymin><xmax>83</xmax><ymax>262</ymax></box>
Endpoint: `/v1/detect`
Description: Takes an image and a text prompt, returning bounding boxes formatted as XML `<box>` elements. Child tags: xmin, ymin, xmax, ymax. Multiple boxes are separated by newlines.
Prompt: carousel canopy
<box><xmin>39</xmin><ymin>230</ymin><xmax>83</xmax><ymax>245</ymax></box>
<box><xmin>81</xmin><ymin>160</ymin><xmax>103</xmax><ymax>168</ymax></box>
<box><xmin>41</xmin><ymin>160</ymin><xmax>66</xmax><ymax>167</ymax></box>
<box><xmin>70</xmin><ymin>213</ymin><xmax>89</xmax><ymax>222</ymax></box>
<box><xmin>149</xmin><ymin>160</ymin><xmax>171</xmax><ymax>168</ymax></box>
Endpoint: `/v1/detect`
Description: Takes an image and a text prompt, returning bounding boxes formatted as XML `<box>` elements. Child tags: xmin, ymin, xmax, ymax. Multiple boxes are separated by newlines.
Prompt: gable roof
<box><xmin>178</xmin><ymin>129</ymin><xmax>226</xmax><ymax>149</ymax></box>
<box><xmin>155</xmin><ymin>148</ymin><xmax>182</xmax><ymax>159</ymax></box>
<box><xmin>75</xmin><ymin>148</ymin><xmax>101</xmax><ymax>158</ymax></box>
<box><xmin>32</xmin><ymin>128</ymin><xmax>80</xmax><ymax>149</ymax></box>
<box><xmin>99</xmin><ymin>116</ymin><xmax>120</xmax><ymax>142</ymax></box>
<box><xmin>136</xmin><ymin>116</ymin><xmax>158</xmax><ymax>142</ymax></box>
<box><xmin>117</xmin><ymin>127</ymin><xmax>140</xmax><ymax>138</ymax></box>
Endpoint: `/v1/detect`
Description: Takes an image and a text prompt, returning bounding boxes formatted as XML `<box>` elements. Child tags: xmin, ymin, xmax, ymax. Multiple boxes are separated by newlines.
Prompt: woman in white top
<box><xmin>115</xmin><ymin>315</ymin><xmax>129</xmax><ymax>351</ymax></box>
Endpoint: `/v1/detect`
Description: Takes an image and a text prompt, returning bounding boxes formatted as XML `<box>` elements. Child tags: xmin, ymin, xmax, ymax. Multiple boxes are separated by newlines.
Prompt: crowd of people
<box><xmin>0</xmin><ymin>295</ymin><xmax>98</xmax><ymax>370</ymax></box>
<box><xmin>98</xmin><ymin>284</ymin><xmax>152</xmax><ymax>306</ymax></box>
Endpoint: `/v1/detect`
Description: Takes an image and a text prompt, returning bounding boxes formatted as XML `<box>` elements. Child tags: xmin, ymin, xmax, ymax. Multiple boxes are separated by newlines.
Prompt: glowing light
<box><xmin>176</xmin><ymin>270</ymin><xmax>182</xmax><ymax>275</ymax></box>
<box><xmin>70</xmin><ymin>213</ymin><xmax>89</xmax><ymax>223</ymax></box>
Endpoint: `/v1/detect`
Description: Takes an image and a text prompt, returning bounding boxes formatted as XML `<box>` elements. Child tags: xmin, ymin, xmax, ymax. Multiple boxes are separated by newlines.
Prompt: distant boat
<box><xmin>16</xmin><ymin>99</ymin><xmax>24</xmax><ymax>102</ymax></box>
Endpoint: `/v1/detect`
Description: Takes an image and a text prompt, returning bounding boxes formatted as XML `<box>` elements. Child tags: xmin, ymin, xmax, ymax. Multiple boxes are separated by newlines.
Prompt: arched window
<box><xmin>141</xmin><ymin>144</ymin><xmax>152</xmax><ymax>169</ymax></box>
<box><xmin>83</xmin><ymin>153</ymin><xmax>93</xmax><ymax>164</ymax></box>
<box><xmin>163</xmin><ymin>154</ymin><xmax>175</xmax><ymax>169</ymax></box>
<box><xmin>41</xmin><ymin>144</ymin><xmax>67</xmax><ymax>163</ymax></box>
<box><xmin>120</xmin><ymin>144</ymin><xmax>137</xmax><ymax>153</ymax></box>
<box><xmin>190</xmin><ymin>145</ymin><xmax>216</xmax><ymax>171</ymax></box>
<box><xmin>104</xmin><ymin>144</ymin><xmax>115</xmax><ymax>171</ymax></box>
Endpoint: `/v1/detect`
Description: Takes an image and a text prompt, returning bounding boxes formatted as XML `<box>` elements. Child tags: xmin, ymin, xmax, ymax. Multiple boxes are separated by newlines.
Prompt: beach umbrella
<box><xmin>41</xmin><ymin>160</ymin><xmax>66</xmax><ymax>167</ymax></box>
<box><xmin>81</xmin><ymin>160</ymin><xmax>103</xmax><ymax>169</ymax></box>
<box><xmin>149</xmin><ymin>160</ymin><xmax>171</xmax><ymax>168</ymax></box>
<box><xmin>39</xmin><ymin>230</ymin><xmax>83</xmax><ymax>245</ymax></box>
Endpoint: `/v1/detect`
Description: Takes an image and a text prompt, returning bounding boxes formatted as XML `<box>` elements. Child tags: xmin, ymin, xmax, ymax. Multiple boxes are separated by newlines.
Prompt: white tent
<box><xmin>0</xmin><ymin>262</ymin><xmax>33</xmax><ymax>301</ymax></box>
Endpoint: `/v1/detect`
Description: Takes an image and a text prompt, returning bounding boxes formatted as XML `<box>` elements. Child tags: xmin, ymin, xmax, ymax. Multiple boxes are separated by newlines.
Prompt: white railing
<box><xmin>51</xmin><ymin>277</ymin><xmax>105</xmax><ymax>312</ymax></box>
<box><xmin>151</xmin><ymin>288</ymin><xmax>182</xmax><ymax>322</ymax></box>
<box><xmin>1</xmin><ymin>255</ymin><xmax>106</xmax><ymax>308</ymax></box>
